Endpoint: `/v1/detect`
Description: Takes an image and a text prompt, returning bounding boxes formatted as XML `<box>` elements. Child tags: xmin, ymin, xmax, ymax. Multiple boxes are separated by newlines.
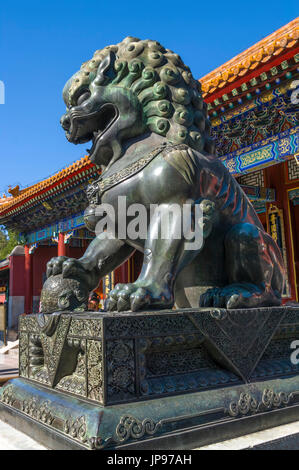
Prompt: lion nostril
<box><xmin>60</xmin><ymin>114</ymin><xmax>71</xmax><ymax>131</ymax></box>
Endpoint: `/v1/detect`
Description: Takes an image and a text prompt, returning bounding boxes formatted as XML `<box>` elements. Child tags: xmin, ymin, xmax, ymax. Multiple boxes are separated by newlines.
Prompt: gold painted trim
<box><xmin>268</xmin><ymin>204</ymin><xmax>291</xmax><ymax>298</ymax></box>
<box><xmin>285</xmin><ymin>156</ymin><xmax>299</xmax><ymax>185</ymax></box>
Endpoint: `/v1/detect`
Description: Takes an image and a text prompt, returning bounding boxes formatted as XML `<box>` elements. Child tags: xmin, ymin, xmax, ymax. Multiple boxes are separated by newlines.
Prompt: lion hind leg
<box><xmin>200</xmin><ymin>223</ymin><xmax>284</xmax><ymax>309</ymax></box>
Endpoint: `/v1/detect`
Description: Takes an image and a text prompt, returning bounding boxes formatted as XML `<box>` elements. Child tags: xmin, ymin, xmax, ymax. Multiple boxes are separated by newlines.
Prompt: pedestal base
<box><xmin>1</xmin><ymin>376</ymin><xmax>299</xmax><ymax>450</ymax></box>
<box><xmin>1</xmin><ymin>307</ymin><xmax>299</xmax><ymax>449</ymax></box>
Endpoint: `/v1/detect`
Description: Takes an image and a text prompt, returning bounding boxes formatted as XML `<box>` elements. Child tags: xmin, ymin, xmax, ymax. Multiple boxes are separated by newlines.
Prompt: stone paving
<box><xmin>0</xmin><ymin>420</ymin><xmax>47</xmax><ymax>450</ymax></box>
<box><xmin>0</xmin><ymin>350</ymin><xmax>18</xmax><ymax>383</ymax></box>
<box><xmin>197</xmin><ymin>421</ymin><xmax>299</xmax><ymax>450</ymax></box>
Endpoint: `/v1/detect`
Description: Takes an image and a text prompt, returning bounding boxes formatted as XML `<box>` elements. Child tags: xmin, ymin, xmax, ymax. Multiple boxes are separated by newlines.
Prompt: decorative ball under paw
<box><xmin>39</xmin><ymin>274</ymin><xmax>89</xmax><ymax>313</ymax></box>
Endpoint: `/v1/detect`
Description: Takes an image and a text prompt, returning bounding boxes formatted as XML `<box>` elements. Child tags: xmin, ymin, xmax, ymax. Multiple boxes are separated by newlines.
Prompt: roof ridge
<box><xmin>0</xmin><ymin>155</ymin><xmax>92</xmax><ymax>212</ymax></box>
<box><xmin>199</xmin><ymin>18</ymin><xmax>299</xmax><ymax>96</ymax></box>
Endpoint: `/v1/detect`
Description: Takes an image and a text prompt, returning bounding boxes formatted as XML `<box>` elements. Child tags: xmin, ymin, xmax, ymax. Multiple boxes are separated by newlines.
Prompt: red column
<box><xmin>58</xmin><ymin>232</ymin><xmax>67</xmax><ymax>257</ymax></box>
<box><xmin>24</xmin><ymin>245</ymin><xmax>33</xmax><ymax>314</ymax></box>
<box><xmin>264</xmin><ymin>162</ymin><xmax>297</xmax><ymax>301</ymax></box>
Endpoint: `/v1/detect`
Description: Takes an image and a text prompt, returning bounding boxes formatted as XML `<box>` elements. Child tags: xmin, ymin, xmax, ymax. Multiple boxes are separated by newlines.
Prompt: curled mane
<box><xmin>65</xmin><ymin>36</ymin><xmax>215</xmax><ymax>154</ymax></box>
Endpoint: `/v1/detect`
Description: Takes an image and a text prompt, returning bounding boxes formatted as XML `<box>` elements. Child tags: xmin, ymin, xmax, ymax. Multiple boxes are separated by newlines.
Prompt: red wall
<box><xmin>9</xmin><ymin>253</ymin><xmax>25</xmax><ymax>297</ymax></box>
<box><xmin>114</xmin><ymin>260</ymin><xmax>130</xmax><ymax>285</ymax></box>
<box><xmin>32</xmin><ymin>244</ymin><xmax>86</xmax><ymax>298</ymax></box>
<box><xmin>32</xmin><ymin>246</ymin><xmax>57</xmax><ymax>297</ymax></box>
<box><xmin>68</xmin><ymin>246</ymin><xmax>86</xmax><ymax>260</ymax></box>
<box><xmin>264</xmin><ymin>162</ymin><xmax>298</xmax><ymax>301</ymax></box>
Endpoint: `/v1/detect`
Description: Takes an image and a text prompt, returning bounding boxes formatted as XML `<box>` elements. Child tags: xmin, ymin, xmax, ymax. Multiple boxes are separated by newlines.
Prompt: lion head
<box><xmin>61</xmin><ymin>37</ymin><xmax>214</xmax><ymax>168</ymax></box>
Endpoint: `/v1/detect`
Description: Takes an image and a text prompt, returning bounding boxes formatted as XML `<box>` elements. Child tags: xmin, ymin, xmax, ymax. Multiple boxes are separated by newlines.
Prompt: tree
<box><xmin>0</xmin><ymin>229</ymin><xmax>6</xmax><ymax>253</ymax></box>
<box><xmin>0</xmin><ymin>227</ymin><xmax>20</xmax><ymax>260</ymax></box>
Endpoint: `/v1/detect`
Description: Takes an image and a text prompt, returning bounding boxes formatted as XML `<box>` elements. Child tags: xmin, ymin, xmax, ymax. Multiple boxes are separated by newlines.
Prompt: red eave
<box><xmin>0</xmin><ymin>262</ymin><xmax>9</xmax><ymax>271</ymax></box>
<box><xmin>200</xmin><ymin>18</ymin><xmax>299</xmax><ymax>101</ymax></box>
<box><xmin>0</xmin><ymin>159</ymin><xmax>98</xmax><ymax>218</ymax></box>
<box><xmin>203</xmin><ymin>46</ymin><xmax>299</xmax><ymax>103</ymax></box>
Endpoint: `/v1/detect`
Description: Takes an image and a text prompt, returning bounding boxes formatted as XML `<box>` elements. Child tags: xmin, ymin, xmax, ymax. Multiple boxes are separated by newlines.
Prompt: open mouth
<box><xmin>66</xmin><ymin>103</ymin><xmax>118</xmax><ymax>156</ymax></box>
<box><xmin>87</xmin><ymin>104</ymin><xmax>118</xmax><ymax>159</ymax></box>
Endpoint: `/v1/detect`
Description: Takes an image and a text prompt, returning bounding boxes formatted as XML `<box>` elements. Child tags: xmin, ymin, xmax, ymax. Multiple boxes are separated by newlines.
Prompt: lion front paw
<box><xmin>105</xmin><ymin>282</ymin><xmax>174</xmax><ymax>312</ymax></box>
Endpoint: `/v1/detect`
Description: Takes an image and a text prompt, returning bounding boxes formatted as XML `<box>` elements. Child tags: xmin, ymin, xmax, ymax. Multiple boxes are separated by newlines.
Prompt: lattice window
<box><xmin>287</xmin><ymin>158</ymin><xmax>299</xmax><ymax>181</ymax></box>
<box><xmin>236</xmin><ymin>170</ymin><xmax>265</xmax><ymax>187</ymax></box>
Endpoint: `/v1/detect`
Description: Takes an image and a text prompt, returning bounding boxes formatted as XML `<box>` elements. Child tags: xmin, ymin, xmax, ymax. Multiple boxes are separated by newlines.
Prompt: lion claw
<box><xmin>130</xmin><ymin>288</ymin><xmax>151</xmax><ymax>312</ymax></box>
<box><xmin>117</xmin><ymin>296</ymin><xmax>130</xmax><ymax>312</ymax></box>
<box><xmin>106</xmin><ymin>298</ymin><xmax>117</xmax><ymax>311</ymax></box>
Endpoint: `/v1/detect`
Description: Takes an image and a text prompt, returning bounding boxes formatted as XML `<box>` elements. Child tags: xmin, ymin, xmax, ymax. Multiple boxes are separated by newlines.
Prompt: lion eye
<box><xmin>77</xmin><ymin>91</ymin><xmax>91</xmax><ymax>106</ymax></box>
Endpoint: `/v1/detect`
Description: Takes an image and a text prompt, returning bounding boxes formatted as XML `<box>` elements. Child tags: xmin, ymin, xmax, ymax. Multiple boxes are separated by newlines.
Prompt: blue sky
<box><xmin>0</xmin><ymin>1</ymin><xmax>297</xmax><ymax>196</ymax></box>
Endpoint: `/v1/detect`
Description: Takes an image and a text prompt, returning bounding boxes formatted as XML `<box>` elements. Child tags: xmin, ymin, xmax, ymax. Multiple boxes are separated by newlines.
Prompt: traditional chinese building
<box><xmin>201</xmin><ymin>18</ymin><xmax>299</xmax><ymax>301</ymax></box>
<box><xmin>0</xmin><ymin>18</ymin><xmax>298</xmax><ymax>330</ymax></box>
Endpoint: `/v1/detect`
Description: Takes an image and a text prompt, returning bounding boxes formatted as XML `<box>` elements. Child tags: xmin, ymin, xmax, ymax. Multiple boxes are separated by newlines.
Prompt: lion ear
<box><xmin>96</xmin><ymin>51</ymin><xmax>116</xmax><ymax>84</ymax></box>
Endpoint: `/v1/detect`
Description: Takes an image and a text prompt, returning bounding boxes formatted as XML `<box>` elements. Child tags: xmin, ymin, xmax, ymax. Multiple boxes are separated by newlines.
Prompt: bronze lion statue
<box><xmin>45</xmin><ymin>37</ymin><xmax>285</xmax><ymax>312</ymax></box>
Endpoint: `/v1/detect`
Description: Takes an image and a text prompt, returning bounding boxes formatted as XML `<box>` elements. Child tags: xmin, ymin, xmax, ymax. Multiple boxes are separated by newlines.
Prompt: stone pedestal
<box><xmin>1</xmin><ymin>307</ymin><xmax>299</xmax><ymax>449</ymax></box>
